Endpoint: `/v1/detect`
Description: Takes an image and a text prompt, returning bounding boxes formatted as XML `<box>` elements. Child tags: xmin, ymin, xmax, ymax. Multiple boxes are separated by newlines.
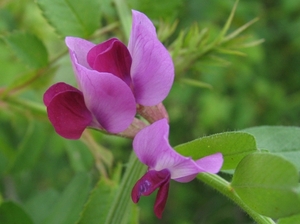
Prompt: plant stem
<box><xmin>105</xmin><ymin>152</ymin><xmax>147</xmax><ymax>224</ymax></box>
<box><xmin>197</xmin><ymin>173</ymin><xmax>276</xmax><ymax>224</ymax></box>
<box><xmin>4</xmin><ymin>96</ymin><xmax>46</xmax><ymax>116</ymax></box>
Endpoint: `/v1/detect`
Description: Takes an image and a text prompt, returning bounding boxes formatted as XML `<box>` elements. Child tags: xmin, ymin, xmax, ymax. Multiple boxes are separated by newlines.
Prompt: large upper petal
<box><xmin>128</xmin><ymin>10</ymin><xmax>174</xmax><ymax>106</ymax></box>
<box><xmin>133</xmin><ymin>119</ymin><xmax>223</xmax><ymax>182</ymax></box>
<box><xmin>43</xmin><ymin>82</ymin><xmax>93</xmax><ymax>139</ymax></box>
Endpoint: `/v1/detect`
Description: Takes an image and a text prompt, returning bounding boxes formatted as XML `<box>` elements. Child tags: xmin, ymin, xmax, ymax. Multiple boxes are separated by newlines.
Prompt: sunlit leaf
<box><xmin>278</xmin><ymin>213</ymin><xmax>300</xmax><ymax>224</ymax></box>
<box><xmin>242</xmin><ymin>126</ymin><xmax>300</xmax><ymax>171</ymax></box>
<box><xmin>3</xmin><ymin>31</ymin><xmax>48</xmax><ymax>69</ymax></box>
<box><xmin>0</xmin><ymin>201</ymin><xmax>34</xmax><ymax>224</ymax></box>
<box><xmin>37</xmin><ymin>0</ymin><xmax>101</xmax><ymax>37</ymax></box>
<box><xmin>175</xmin><ymin>132</ymin><xmax>257</xmax><ymax>170</ymax></box>
<box><xmin>231</xmin><ymin>152</ymin><xmax>300</xmax><ymax>219</ymax></box>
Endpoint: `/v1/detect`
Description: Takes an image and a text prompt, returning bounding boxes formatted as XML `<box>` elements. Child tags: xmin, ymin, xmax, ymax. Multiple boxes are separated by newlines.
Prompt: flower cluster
<box><xmin>44</xmin><ymin>10</ymin><xmax>174</xmax><ymax>139</ymax></box>
<box><xmin>44</xmin><ymin>10</ymin><xmax>223</xmax><ymax>219</ymax></box>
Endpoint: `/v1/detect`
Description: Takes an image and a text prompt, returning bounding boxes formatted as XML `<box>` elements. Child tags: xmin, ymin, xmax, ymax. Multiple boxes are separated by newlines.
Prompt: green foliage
<box><xmin>231</xmin><ymin>153</ymin><xmax>300</xmax><ymax>219</ymax></box>
<box><xmin>2</xmin><ymin>31</ymin><xmax>48</xmax><ymax>69</ymax></box>
<box><xmin>9</xmin><ymin>121</ymin><xmax>48</xmax><ymax>174</ymax></box>
<box><xmin>0</xmin><ymin>201</ymin><xmax>34</xmax><ymax>224</ymax></box>
<box><xmin>0</xmin><ymin>0</ymin><xmax>300</xmax><ymax>224</ymax></box>
<box><xmin>278</xmin><ymin>213</ymin><xmax>300</xmax><ymax>224</ymax></box>
<box><xmin>37</xmin><ymin>0</ymin><xmax>101</xmax><ymax>38</ymax></box>
<box><xmin>175</xmin><ymin>132</ymin><xmax>257</xmax><ymax>170</ymax></box>
<box><xmin>78</xmin><ymin>176</ymin><xmax>119</xmax><ymax>224</ymax></box>
<box><xmin>42</xmin><ymin>173</ymin><xmax>91</xmax><ymax>224</ymax></box>
<box><xmin>242</xmin><ymin>126</ymin><xmax>300</xmax><ymax>170</ymax></box>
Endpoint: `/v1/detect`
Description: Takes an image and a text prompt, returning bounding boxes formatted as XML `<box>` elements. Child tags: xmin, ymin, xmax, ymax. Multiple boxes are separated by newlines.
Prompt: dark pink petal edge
<box><xmin>44</xmin><ymin>82</ymin><xmax>93</xmax><ymax>139</ymax></box>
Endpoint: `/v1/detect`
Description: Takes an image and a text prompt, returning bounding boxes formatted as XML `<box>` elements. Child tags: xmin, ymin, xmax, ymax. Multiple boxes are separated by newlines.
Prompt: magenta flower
<box><xmin>43</xmin><ymin>10</ymin><xmax>174</xmax><ymax>139</ymax></box>
<box><xmin>131</xmin><ymin>119</ymin><xmax>223</xmax><ymax>218</ymax></box>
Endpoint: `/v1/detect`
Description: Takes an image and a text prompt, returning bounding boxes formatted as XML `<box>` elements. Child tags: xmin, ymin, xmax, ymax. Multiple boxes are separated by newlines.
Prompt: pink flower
<box><xmin>43</xmin><ymin>10</ymin><xmax>174</xmax><ymax>139</ymax></box>
<box><xmin>131</xmin><ymin>119</ymin><xmax>223</xmax><ymax>218</ymax></box>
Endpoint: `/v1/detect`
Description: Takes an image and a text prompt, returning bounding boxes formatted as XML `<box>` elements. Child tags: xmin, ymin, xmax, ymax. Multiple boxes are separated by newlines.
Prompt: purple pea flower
<box><xmin>43</xmin><ymin>10</ymin><xmax>174</xmax><ymax>139</ymax></box>
<box><xmin>131</xmin><ymin>119</ymin><xmax>223</xmax><ymax>218</ymax></box>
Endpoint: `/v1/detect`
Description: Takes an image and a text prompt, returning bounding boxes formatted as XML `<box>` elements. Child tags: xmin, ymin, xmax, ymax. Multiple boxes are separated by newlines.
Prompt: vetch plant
<box><xmin>1</xmin><ymin>0</ymin><xmax>300</xmax><ymax>224</ymax></box>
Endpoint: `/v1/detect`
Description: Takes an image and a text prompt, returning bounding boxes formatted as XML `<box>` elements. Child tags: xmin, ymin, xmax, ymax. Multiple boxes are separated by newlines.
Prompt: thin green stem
<box><xmin>105</xmin><ymin>152</ymin><xmax>146</xmax><ymax>224</ymax></box>
<box><xmin>4</xmin><ymin>96</ymin><xmax>46</xmax><ymax>116</ymax></box>
<box><xmin>197</xmin><ymin>173</ymin><xmax>276</xmax><ymax>224</ymax></box>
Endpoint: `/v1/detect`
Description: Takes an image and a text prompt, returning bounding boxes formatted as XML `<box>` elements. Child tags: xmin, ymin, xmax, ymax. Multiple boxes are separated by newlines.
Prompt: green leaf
<box><xmin>65</xmin><ymin>140</ymin><xmax>94</xmax><ymax>172</ymax></box>
<box><xmin>37</xmin><ymin>0</ymin><xmax>101</xmax><ymax>37</ymax></box>
<box><xmin>9</xmin><ymin>121</ymin><xmax>47</xmax><ymax>173</ymax></box>
<box><xmin>278</xmin><ymin>213</ymin><xmax>300</xmax><ymax>224</ymax></box>
<box><xmin>231</xmin><ymin>152</ymin><xmax>300</xmax><ymax>219</ymax></box>
<box><xmin>175</xmin><ymin>132</ymin><xmax>257</xmax><ymax>170</ymax></box>
<box><xmin>78</xmin><ymin>177</ymin><xmax>119</xmax><ymax>224</ymax></box>
<box><xmin>113</xmin><ymin>0</ymin><xmax>131</xmax><ymax>41</ymax></box>
<box><xmin>242</xmin><ymin>126</ymin><xmax>300</xmax><ymax>171</ymax></box>
<box><xmin>43</xmin><ymin>173</ymin><xmax>91</xmax><ymax>224</ymax></box>
<box><xmin>3</xmin><ymin>31</ymin><xmax>48</xmax><ymax>69</ymax></box>
<box><xmin>0</xmin><ymin>201</ymin><xmax>34</xmax><ymax>224</ymax></box>
<box><xmin>25</xmin><ymin>189</ymin><xmax>60</xmax><ymax>224</ymax></box>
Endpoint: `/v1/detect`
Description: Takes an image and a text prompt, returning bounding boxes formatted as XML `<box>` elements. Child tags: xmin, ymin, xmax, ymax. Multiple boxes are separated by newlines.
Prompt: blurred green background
<box><xmin>1</xmin><ymin>0</ymin><xmax>300</xmax><ymax>223</ymax></box>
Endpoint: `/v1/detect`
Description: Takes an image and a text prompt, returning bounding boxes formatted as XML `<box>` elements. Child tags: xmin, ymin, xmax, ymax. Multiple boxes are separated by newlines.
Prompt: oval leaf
<box><xmin>231</xmin><ymin>152</ymin><xmax>300</xmax><ymax>219</ymax></box>
<box><xmin>3</xmin><ymin>31</ymin><xmax>48</xmax><ymax>69</ymax></box>
<box><xmin>175</xmin><ymin>132</ymin><xmax>257</xmax><ymax>170</ymax></box>
<box><xmin>37</xmin><ymin>0</ymin><xmax>101</xmax><ymax>37</ymax></box>
<box><xmin>243</xmin><ymin>126</ymin><xmax>300</xmax><ymax>171</ymax></box>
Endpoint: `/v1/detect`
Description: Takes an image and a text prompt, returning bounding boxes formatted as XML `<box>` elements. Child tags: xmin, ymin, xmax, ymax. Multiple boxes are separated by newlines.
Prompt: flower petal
<box><xmin>195</xmin><ymin>152</ymin><xmax>223</xmax><ymax>174</ymax></box>
<box><xmin>43</xmin><ymin>82</ymin><xmax>76</xmax><ymax>107</ymax></box>
<box><xmin>133</xmin><ymin>118</ymin><xmax>170</xmax><ymax>168</ymax></box>
<box><xmin>154</xmin><ymin>175</ymin><xmax>170</xmax><ymax>219</ymax></box>
<box><xmin>131</xmin><ymin>169</ymin><xmax>170</xmax><ymax>219</ymax></box>
<box><xmin>71</xmin><ymin>62</ymin><xmax>136</xmax><ymax>133</ymax></box>
<box><xmin>87</xmin><ymin>38</ymin><xmax>132</xmax><ymax>86</ymax></box>
<box><xmin>172</xmin><ymin>153</ymin><xmax>223</xmax><ymax>182</ymax></box>
<box><xmin>128</xmin><ymin>10</ymin><xmax>174</xmax><ymax>106</ymax></box>
<box><xmin>65</xmin><ymin>36</ymin><xmax>95</xmax><ymax>69</ymax></box>
<box><xmin>44</xmin><ymin>82</ymin><xmax>93</xmax><ymax>139</ymax></box>
<box><xmin>133</xmin><ymin>119</ymin><xmax>224</xmax><ymax>182</ymax></box>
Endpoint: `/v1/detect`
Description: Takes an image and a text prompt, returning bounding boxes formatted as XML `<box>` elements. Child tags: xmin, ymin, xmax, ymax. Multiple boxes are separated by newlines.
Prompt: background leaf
<box><xmin>242</xmin><ymin>126</ymin><xmax>300</xmax><ymax>171</ymax></box>
<box><xmin>24</xmin><ymin>189</ymin><xmax>59</xmax><ymax>224</ymax></box>
<box><xmin>231</xmin><ymin>152</ymin><xmax>300</xmax><ymax>219</ymax></box>
<box><xmin>3</xmin><ymin>32</ymin><xmax>48</xmax><ymax>69</ymax></box>
<box><xmin>37</xmin><ymin>0</ymin><xmax>101</xmax><ymax>37</ymax></box>
<box><xmin>0</xmin><ymin>201</ymin><xmax>34</xmax><ymax>224</ymax></box>
<box><xmin>78</xmin><ymin>177</ymin><xmax>119</xmax><ymax>224</ymax></box>
<box><xmin>9</xmin><ymin>121</ymin><xmax>47</xmax><ymax>174</ymax></box>
<box><xmin>42</xmin><ymin>173</ymin><xmax>91</xmax><ymax>224</ymax></box>
<box><xmin>175</xmin><ymin>132</ymin><xmax>257</xmax><ymax>170</ymax></box>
